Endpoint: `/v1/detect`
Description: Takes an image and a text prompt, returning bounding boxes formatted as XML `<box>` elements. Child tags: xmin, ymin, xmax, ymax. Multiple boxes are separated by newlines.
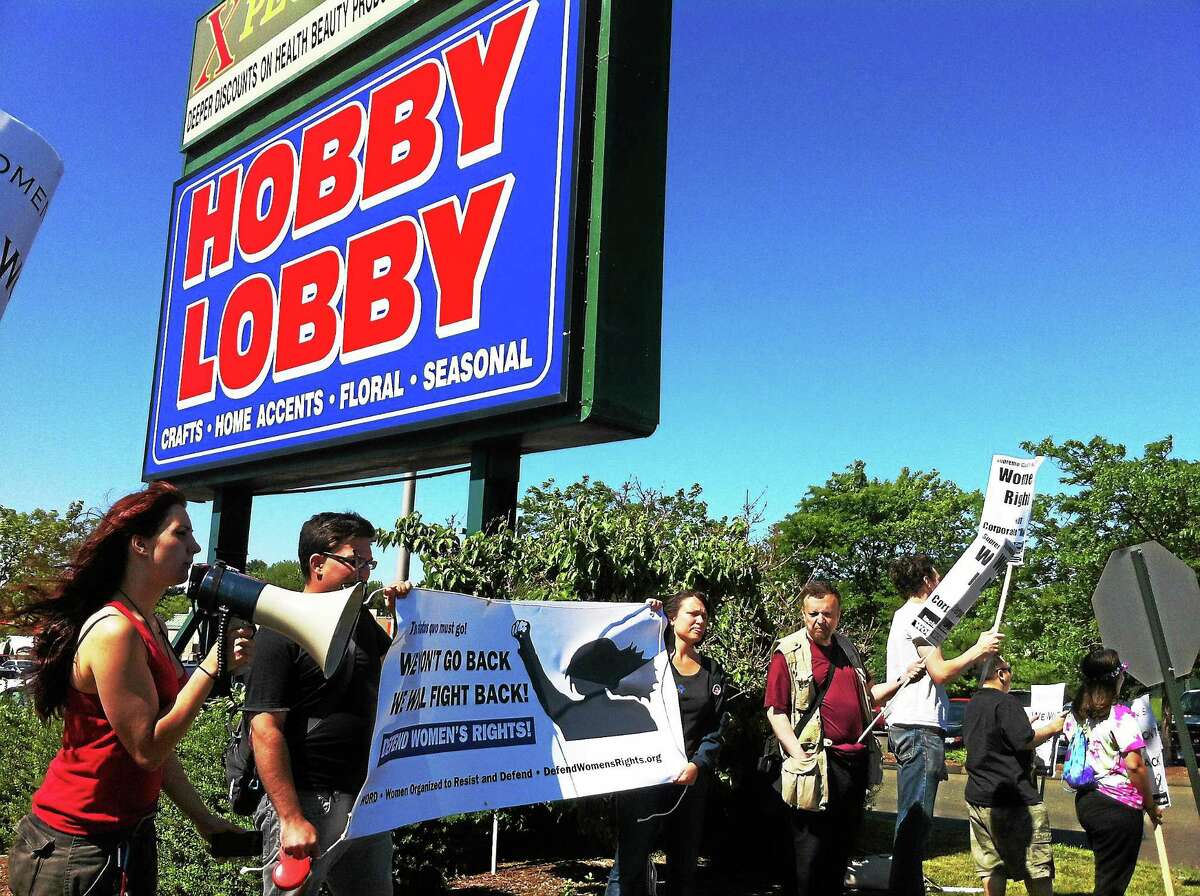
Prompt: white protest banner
<box><xmin>1131</xmin><ymin>694</ymin><xmax>1171</xmax><ymax>808</ymax></box>
<box><xmin>0</xmin><ymin>110</ymin><xmax>63</xmax><ymax>322</ymax></box>
<box><xmin>1026</xmin><ymin>683</ymin><xmax>1066</xmax><ymax>776</ymax></box>
<box><xmin>910</xmin><ymin>532</ymin><xmax>1016</xmax><ymax>647</ymax></box>
<box><xmin>346</xmin><ymin>591</ymin><xmax>688</xmax><ymax>839</ymax></box>
<box><xmin>980</xmin><ymin>455</ymin><xmax>1043</xmax><ymax>565</ymax></box>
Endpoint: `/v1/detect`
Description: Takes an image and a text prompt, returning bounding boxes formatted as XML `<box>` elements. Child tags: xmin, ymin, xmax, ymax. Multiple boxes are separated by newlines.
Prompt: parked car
<box><xmin>943</xmin><ymin>690</ymin><xmax>1032</xmax><ymax>751</ymax></box>
<box><xmin>1170</xmin><ymin>689</ymin><xmax>1200</xmax><ymax>764</ymax></box>
<box><xmin>943</xmin><ymin>697</ymin><xmax>969</xmax><ymax>749</ymax></box>
<box><xmin>1008</xmin><ymin>689</ymin><xmax>1032</xmax><ymax>709</ymax></box>
<box><xmin>0</xmin><ymin>658</ymin><xmax>34</xmax><ymax>694</ymax></box>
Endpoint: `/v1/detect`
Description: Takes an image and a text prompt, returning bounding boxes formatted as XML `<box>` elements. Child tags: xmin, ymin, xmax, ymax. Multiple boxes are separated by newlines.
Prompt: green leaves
<box><xmin>379</xmin><ymin>478</ymin><xmax>760</xmax><ymax>607</ymax></box>
<box><xmin>244</xmin><ymin>558</ymin><xmax>305</xmax><ymax>592</ymax></box>
<box><xmin>1014</xmin><ymin>435</ymin><xmax>1200</xmax><ymax>683</ymax></box>
<box><xmin>0</xmin><ymin>500</ymin><xmax>92</xmax><ymax>606</ymax></box>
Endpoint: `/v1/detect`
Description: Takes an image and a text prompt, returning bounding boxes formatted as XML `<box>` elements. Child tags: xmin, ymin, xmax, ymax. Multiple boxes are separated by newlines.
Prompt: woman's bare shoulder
<box><xmin>78</xmin><ymin>608</ymin><xmax>138</xmax><ymax>649</ymax></box>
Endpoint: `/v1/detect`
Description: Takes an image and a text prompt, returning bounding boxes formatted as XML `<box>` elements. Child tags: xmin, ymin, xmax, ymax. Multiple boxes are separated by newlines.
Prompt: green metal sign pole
<box><xmin>1131</xmin><ymin>548</ymin><xmax>1200</xmax><ymax>817</ymax></box>
<box><xmin>466</xmin><ymin>443</ymin><xmax>520</xmax><ymax>535</ymax></box>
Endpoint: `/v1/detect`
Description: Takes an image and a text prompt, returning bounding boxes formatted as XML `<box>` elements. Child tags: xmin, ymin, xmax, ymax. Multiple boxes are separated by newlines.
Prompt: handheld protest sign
<box><xmin>0</xmin><ymin>110</ymin><xmax>63</xmax><ymax>322</ymax></box>
<box><xmin>979</xmin><ymin>455</ymin><xmax>1043</xmax><ymax>566</ymax></box>
<box><xmin>1027</xmin><ymin>683</ymin><xmax>1066</xmax><ymax>777</ymax></box>
<box><xmin>982</xmin><ymin>454</ymin><xmax>1042</xmax><ymax>631</ymax></box>
<box><xmin>1131</xmin><ymin>694</ymin><xmax>1171</xmax><ymax>809</ymax></box>
<box><xmin>345</xmin><ymin>590</ymin><xmax>687</xmax><ymax>838</ymax></box>
<box><xmin>909</xmin><ymin>535</ymin><xmax>1015</xmax><ymax>648</ymax></box>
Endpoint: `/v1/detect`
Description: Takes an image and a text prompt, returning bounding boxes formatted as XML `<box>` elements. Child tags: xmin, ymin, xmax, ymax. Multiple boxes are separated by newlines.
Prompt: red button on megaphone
<box><xmin>273</xmin><ymin>852</ymin><xmax>312</xmax><ymax>891</ymax></box>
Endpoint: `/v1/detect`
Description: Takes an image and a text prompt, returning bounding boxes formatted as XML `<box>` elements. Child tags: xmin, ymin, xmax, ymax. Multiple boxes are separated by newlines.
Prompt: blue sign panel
<box><xmin>145</xmin><ymin>0</ymin><xmax>580</xmax><ymax>479</ymax></box>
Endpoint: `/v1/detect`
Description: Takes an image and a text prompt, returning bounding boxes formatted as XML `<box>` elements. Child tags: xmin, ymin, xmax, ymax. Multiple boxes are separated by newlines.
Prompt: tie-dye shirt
<box><xmin>1063</xmin><ymin>703</ymin><xmax>1147</xmax><ymax>808</ymax></box>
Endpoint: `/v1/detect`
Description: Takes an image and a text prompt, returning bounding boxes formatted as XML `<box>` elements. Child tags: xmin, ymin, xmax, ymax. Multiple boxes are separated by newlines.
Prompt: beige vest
<box><xmin>772</xmin><ymin>628</ymin><xmax>881</xmax><ymax>810</ymax></box>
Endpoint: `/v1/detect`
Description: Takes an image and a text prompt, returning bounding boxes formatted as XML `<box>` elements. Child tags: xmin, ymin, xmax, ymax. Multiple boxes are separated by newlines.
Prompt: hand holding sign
<box><xmin>976</xmin><ymin>630</ymin><xmax>1005</xmax><ymax>656</ymax></box>
<box><xmin>902</xmin><ymin>659</ymin><xmax>927</xmax><ymax>684</ymax></box>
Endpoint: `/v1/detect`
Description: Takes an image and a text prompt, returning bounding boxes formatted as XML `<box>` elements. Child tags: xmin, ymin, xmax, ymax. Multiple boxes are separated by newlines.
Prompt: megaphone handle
<box><xmin>215</xmin><ymin>608</ymin><xmax>230</xmax><ymax>679</ymax></box>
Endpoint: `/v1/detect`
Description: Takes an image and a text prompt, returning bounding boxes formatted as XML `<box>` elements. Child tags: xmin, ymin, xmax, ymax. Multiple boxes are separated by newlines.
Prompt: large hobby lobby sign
<box><xmin>146</xmin><ymin>0</ymin><xmax>578</xmax><ymax>479</ymax></box>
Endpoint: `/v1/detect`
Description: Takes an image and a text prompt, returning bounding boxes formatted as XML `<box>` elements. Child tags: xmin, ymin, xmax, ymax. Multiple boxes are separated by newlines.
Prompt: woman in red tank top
<box><xmin>6</xmin><ymin>482</ymin><xmax>254</xmax><ymax>896</ymax></box>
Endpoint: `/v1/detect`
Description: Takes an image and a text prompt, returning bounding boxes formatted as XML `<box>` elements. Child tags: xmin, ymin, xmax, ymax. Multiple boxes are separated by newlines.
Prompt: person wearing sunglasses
<box><xmin>242</xmin><ymin>512</ymin><xmax>410</xmax><ymax>895</ymax></box>
<box><xmin>963</xmin><ymin>656</ymin><xmax>1065</xmax><ymax>896</ymax></box>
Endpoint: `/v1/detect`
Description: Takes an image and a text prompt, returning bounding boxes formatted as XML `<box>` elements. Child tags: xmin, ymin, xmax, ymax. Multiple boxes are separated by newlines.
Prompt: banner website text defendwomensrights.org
<box><xmin>346</xmin><ymin>591</ymin><xmax>687</xmax><ymax>839</ymax></box>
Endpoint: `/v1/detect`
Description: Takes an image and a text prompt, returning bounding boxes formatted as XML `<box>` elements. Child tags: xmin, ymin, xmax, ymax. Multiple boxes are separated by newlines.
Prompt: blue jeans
<box><xmin>888</xmin><ymin>726</ymin><xmax>947</xmax><ymax>896</ymax></box>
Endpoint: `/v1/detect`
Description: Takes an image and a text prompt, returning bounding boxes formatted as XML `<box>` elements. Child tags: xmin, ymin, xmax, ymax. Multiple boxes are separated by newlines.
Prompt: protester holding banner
<box><xmin>764</xmin><ymin>581</ymin><xmax>923</xmax><ymax>895</ymax></box>
<box><xmin>6</xmin><ymin>482</ymin><xmax>254</xmax><ymax>896</ymax></box>
<box><xmin>1063</xmin><ymin>647</ymin><xmax>1161</xmax><ymax>896</ymax></box>
<box><xmin>606</xmin><ymin>590</ymin><xmax>729</xmax><ymax>896</ymax></box>
<box><xmin>885</xmin><ymin>554</ymin><xmax>1004</xmax><ymax>896</ymax></box>
<box><xmin>963</xmin><ymin>656</ymin><xmax>1065</xmax><ymax>896</ymax></box>
<box><xmin>244</xmin><ymin>512</ymin><xmax>409</xmax><ymax>896</ymax></box>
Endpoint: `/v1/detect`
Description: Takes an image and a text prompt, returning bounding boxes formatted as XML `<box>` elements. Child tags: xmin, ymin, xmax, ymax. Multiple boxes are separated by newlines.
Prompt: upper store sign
<box><xmin>183</xmin><ymin>0</ymin><xmax>423</xmax><ymax>148</ymax></box>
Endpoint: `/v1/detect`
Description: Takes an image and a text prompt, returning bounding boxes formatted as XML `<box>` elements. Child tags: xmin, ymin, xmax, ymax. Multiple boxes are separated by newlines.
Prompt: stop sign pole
<box><xmin>1131</xmin><ymin>547</ymin><xmax>1200</xmax><ymax>817</ymax></box>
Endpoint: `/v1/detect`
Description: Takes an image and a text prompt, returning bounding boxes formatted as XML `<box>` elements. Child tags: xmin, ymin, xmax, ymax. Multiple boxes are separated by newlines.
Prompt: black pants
<box><xmin>788</xmin><ymin>749</ymin><xmax>868</xmax><ymax>896</ymax></box>
<box><xmin>607</xmin><ymin>774</ymin><xmax>710</xmax><ymax>896</ymax></box>
<box><xmin>7</xmin><ymin>812</ymin><xmax>157</xmax><ymax>896</ymax></box>
<box><xmin>1075</xmin><ymin>788</ymin><xmax>1144</xmax><ymax>896</ymax></box>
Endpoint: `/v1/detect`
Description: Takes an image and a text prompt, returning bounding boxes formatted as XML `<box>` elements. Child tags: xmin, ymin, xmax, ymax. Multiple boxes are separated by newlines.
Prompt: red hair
<box><xmin>17</xmin><ymin>482</ymin><xmax>187</xmax><ymax>720</ymax></box>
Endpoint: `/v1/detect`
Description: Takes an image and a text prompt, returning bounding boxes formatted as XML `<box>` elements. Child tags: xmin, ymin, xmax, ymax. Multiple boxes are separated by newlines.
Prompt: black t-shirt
<box><xmin>243</xmin><ymin>606</ymin><xmax>392</xmax><ymax>793</ymax></box>
<box><xmin>671</xmin><ymin>661</ymin><xmax>714</xmax><ymax>761</ymax></box>
<box><xmin>963</xmin><ymin>687</ymin><xmax>1039</xmax><ymax>807</ymax></box>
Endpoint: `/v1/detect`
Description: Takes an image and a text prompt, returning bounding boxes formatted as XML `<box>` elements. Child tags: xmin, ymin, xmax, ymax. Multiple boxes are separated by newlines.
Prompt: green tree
<box><xmin>769</xmin><ymin>461</ymin><xmax>983</xmax><ymax>679</ymax></box>
<box><xmin>1011</xmin><ymin>435</ymin><xmax>1200</xmax><ymax>682</ymax></box>
<box><xmin>245</xmin><ymin>558</ymin><xmax>305</xmax><ymax>592</ymax></box>
<box><xmin>379</xmin><ymin>478</ymin><xmax>760</xmax><ymax>606</ymax></box>
<box><xmin>379</xmin><ymin>474</ymin><xmax>765</xmax><ymax>700</ymax></box>
<box><xmin>0</xmin><ymin>501</ymin><xmax>93</xmax><ymax>628</ymax></box>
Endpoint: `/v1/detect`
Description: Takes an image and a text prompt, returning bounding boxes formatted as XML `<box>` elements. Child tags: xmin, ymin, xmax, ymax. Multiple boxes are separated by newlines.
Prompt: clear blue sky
<box><xmin>2</xmin><ymin>2</ymin><xmax>1197</xmax><ymax>577</ymax></box>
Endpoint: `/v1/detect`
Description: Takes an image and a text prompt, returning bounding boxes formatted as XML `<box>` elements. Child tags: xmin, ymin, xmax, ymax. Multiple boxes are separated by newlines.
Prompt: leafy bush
<box><xmin>0</xmin><ymin>692</ymin><xmax>61</xmax><ymax>852</ymax></box>
<box><xmin>0</xmin><ymin>691</ymin><xmax>260</xmax><ymax>894</ymax></box>
<box><xmin>158</xmin><ymin>693</ymin><xmax>260</xmax><ymax>896</ymax></box>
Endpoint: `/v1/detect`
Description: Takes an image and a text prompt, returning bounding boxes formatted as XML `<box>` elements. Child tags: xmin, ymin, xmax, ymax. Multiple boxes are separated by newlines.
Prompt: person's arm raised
<box><xmin>917</xmin><ymin>630</ymin><xmax>1004</xmax><ymax>685</ymax></box>
<box><xmin>90</xmin><ymin>617</ymin><xmax>205</xmax><ymax>771</ymax></box>
<box><xmin>87</xmin><ymin>614</ymin><xmax>252</xmax><ymax>772</ymax></box>
<box><xmin>512</xmin><ymin>621</ymin><xmax>574</xmax><ymax>719</ymax></box>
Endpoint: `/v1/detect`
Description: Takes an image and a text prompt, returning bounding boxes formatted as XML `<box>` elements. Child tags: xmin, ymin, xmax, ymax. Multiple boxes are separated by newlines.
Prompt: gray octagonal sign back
<box><xmin>1092</xmin><ymin>541</ymin><xmax>1200</xmax><ymax>686</ymax></box>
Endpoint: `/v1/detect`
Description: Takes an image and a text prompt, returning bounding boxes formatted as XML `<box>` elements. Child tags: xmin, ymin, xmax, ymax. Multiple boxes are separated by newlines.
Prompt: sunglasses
<box><xmin>320</xmin><ymin>551</ymin><xmax>378</xmax><ymax>572</ymax></box>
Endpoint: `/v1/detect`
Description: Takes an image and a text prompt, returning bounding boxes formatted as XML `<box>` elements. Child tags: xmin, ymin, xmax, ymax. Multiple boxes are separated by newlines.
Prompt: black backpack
<box><xmin>223</xmin><ymin>709</ymin><xmax>264</xmax><ymax>816</ymax></box>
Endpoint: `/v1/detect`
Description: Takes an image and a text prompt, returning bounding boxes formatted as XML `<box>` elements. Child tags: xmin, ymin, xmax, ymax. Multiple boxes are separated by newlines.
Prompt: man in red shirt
<box><xmin>764</xmin><ymin>581</ymin><xmax>922</xmax><ymax>894</ymax></box>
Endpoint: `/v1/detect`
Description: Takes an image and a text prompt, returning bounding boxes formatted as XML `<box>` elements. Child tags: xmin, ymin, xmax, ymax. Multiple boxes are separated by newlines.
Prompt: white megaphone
<box><xmin>187</xmin><ymin>561</ymin><xmax>363</xmax><ymax>678</ymax></box>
